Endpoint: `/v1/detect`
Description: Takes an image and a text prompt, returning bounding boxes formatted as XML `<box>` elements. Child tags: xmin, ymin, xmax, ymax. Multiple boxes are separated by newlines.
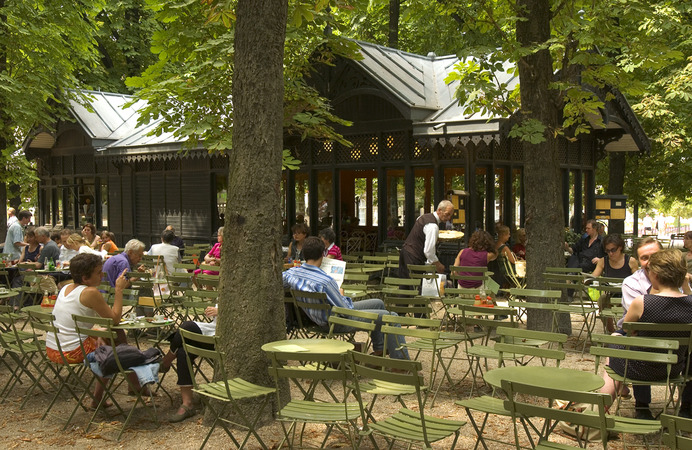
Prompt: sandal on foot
<box><xmin>169</xmin><ymin>404</ymin><xmax>195</xmax><ymax>423</ymax></box>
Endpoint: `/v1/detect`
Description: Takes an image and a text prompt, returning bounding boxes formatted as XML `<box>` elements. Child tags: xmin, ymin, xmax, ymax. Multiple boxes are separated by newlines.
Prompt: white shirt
<box><xmin>617</xmin><ymin>268</ymin><xmax>651</xmax><ymax>328</ymax></box>
<box><xmin>59</xmin><ymin>245</ymin><xmax>79</xmax><ymax>263</ymax></box>
<box><xmin>79</xmin><ymin>245</ymin><xmax>107</xmax><ymax>259</ymax></box>
<box><xmin>422</xmin><ymin>212</ymin><xmax>441</xmax><ymax>264</ymax></box>
<box><xmin>148</xmin><ymin>242</ymin><xmax>182</xmax><ymax>276</ymax></box>
<box><xmin>7</xmin><ymin>216</ymin><xmax>17</xmax><ymax>226</ymax></box>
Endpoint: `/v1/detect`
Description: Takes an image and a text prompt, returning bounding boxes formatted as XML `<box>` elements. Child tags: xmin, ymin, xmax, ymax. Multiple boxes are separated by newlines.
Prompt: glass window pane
<box><xmin>444</xmin><ymin>167</ymin><xmax>465</xmax><ymax>193</ymax></box>
<box><xmin>494</xmin><ymin>168</ymin><xmax>505</xmax><ymax>224</ymax></box>
<box><xmin>101</xmin><ymin>183</ymin><xmax>109</xmax><ymax>228</ymax></box>
<box><xmin>317</xmin><ymin>172</ymin><xmax>333</xmax><ymax>230</ymax></box>
<box><xmin>414</xmin><ymin>169</ymin><xmax>434</xmax><ymax>218</ymax></box>
<box><xmin>386</xmin><ymin>170</ymin><xmax>405</xmax><ymax>228</ymax></box>
<box><xmin>295</xmin><ymin>173</ymin><xmax>309</xmax><ymax>227</ymax></box>
<box><xmin>371</xmin><ymin>177</ymin><xmax>378</xmax><ymax>227</ymax></box>
<box><xmin>512</xmin><ymin>168</ymin><xmax>522</xmax><ymax>229</ymax></box>
<box><xmin>475</xmin><ymin>168</ymin><xmax>487</xmax><ymax>231</ymax></box>
<box><xmin>355</xmin><ymin>177</ymin><xmax>367</xmax><ymax>226</ymax></box>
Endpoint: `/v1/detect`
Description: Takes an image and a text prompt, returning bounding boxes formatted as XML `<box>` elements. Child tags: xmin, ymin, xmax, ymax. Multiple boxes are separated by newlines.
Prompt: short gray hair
<box><xmin>217</xmin><ymin>227</ymin><xmax>224</xmax><ymax>234</ymax></box>
<box><xmin>124</xmin><ymin>239</ymin><xmax>146</xmax><ymax>253</ymax></box>
<box><xmin>437</xmin><ymin>200</ymin><xmax>453</xmax><ymax>211</ymax></box>
<box><xmin>35</xmin><ymin>226</ymin><xmax>50</xmax><ymax>238</ymax></box>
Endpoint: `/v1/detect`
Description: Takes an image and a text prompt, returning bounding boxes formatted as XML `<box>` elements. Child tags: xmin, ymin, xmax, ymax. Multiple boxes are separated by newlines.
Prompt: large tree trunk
<box><xmin>216</xmin><ymin>0</ymin><xmax>289</xmax><ymax>423</ymax></box>
<box><xmin>388</xmin><ymin>0</ymin><xmax>399</xmax><ymax>49</ymax></box>
<box><xmin>607</xmin><ymin>151</ymin><xmax>625</xmax><ymax>234</ymax></box>
<box><xmin>517</xmin><ymin>0</ymin><xmax>570</xmax><ymax>333</ymax></box>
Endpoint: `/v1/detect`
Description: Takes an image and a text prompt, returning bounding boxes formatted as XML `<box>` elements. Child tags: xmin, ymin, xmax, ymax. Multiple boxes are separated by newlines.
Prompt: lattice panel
<box><xmin>313</xmin><ymin>140</ymin><xmax>333</xmax><ymax>164</ymax></box>
<box><xmin>39</xmin><ymin>158</ymin><xmax>50</xmax><ymax>176</ymax></box>
<box><xmin>337</xmin><ymin>134</ymin><xmax>379</xmax><ymax>163</ymax></box>
<box><xmin>150</xmin><ymin>159</ymin><xmax>165</xmax><ymax>172</ymax></box>
<box><xmin>568</xmin><ymin>141</ymin><xmax>580</xmax><ymax>165</ymax></box>
<box><xmin>494</xmin><ymin>141</ymin><xmax>510</xmax><ymax>161</ymax></box>
<box><xmin>381</xmin><ymin>132</ymin><xmax>405</xmax><ymax>161</ymax></box>
<box><xmin>581</xmin><ymin>145</ymin><xmax>593</xmax><ymax>166</ymax></box>
<box><xmin>510</xmin><ymin>139</ymin><xmax>523</xmax><ymax>162</ymax></box>
<box><xmin>63</xmin><ymin>156</ymin><xmax>73</xmax><ymax>174</ymax></box>
<box><xmin>295</xmin><ymin>144</ymin><xmax>310</xmax><ymax>164</ymax></box>
<box><xmin>558</xmin><ymin>140</ymin><xmax>568</xmax><ymax>164</ymax></box>
<box><xmin>476</xmin><ymin>141</ymin><xmax>491</xmax><ymax>160</ymax></box>
<box><xmin>438</xmin><ymin>141</ymin><xmax>466</xmax><ymax>161</ymax></box>
<box><xmin>74</xmin><ymin>154</ymin><xmax>93</xmax><ymax>174</ymax></box>
<box><xmin>211</xmin><ymin>155</ymin><xmax>228</xmax><ymax>169</ymax></box>
<box><xmin>411</xmin><ymin>141</ymin><xmax>430</xmax><ymax>160</ymax></box>
<box><xmin>165</xmin><ymin>159</ymin><xmax>180</xmax><ymax>171</ymax></box>
<box><xmin>135</xmin><ymin>160</ymin><xmax>149</xmax><ymax>172</ymax></box>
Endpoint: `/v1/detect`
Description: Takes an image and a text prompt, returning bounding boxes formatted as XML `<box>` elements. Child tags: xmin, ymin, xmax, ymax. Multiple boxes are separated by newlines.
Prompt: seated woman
<box><xmin>194</xmin><ymin>227</ymin><xmax>223</xmax><ymax>277</ymax></box>
<box><xmin>18</xmin><ymin>227</ymin><xmax>41</xmax><ymax>263</ymax></box>
<box><xmin>286</xmin><ymin>223</ymin><xmax>309</xmax><ymax>262</ymax></box>
<box><xmin>684</xmin><ymin>231</ymin><xmax>692</xmax><ymax>275</ymax></box>
<box><xmin>319</xmin><ymin>228</ymin><xmax>342</xmax><ymax>260</ymax></box>
<box><xmin>159</xmin><ymin>306</ymin><xmax>217</xmax><ymax>423</ymax></box>
<box><xmin>591</xmin><ymin>234</ymin><xmax>638</xmax><ymax>332</ymax></box>
<box><xmin>63</xmin><ymin>233</ymin><xmax>106</xmax><ymax>263</ymax></box>
<box><xmin>511</xmin><ymin>228</ymin><xmax>527</xmax><ymax>260</ymax></box>
<box><xmin>82</xmin><ymin>223</ymin><xmax>101</xmax><ymax>250</ymax></box>
<box><xmin>45</xmin><ymin>253</ymin><xmax>148</xmax><ymax>408</ymax></box>
<box><xmin>599</xmin><ymin>249</ymin><xmax>692</xmax><ymax>418</ymax></box>
<box><xmin>99</xmin><ymin>231</ymin><xmax>119</xmax><ymax>254</ymax></box>
<box><xmin>453</xmin><ymin>230</ymin><xmax>497</xmax><ymax>288</ymax></box>
<box><xmin>489</xmin><ymin>225</ymin><xmax>517</xmax><ymax>289</ymax></box>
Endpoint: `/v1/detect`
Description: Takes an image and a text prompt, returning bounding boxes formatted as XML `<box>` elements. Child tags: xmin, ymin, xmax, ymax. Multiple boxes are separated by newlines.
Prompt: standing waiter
<box><xmin>398</xmin><ymin>200</ymin><xmax>455</xmax><ymax>278</ymax></box>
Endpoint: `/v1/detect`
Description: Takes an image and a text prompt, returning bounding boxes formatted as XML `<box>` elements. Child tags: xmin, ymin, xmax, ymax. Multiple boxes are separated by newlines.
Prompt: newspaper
<box><xmin>320</xmin><ymin>257</ymin><xmax>347</xmax><ymax>287</ymax></box>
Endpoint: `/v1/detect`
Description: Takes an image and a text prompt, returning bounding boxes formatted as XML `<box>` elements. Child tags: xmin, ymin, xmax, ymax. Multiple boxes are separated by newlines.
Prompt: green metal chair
<box><xmin>267</xmin><ymin>349</ymin><xmax>359</xmax><ymax>449</ymax></box>
<box><xmin>590</xmin><ymin>333</ymin><xmax>682</xmax><ymax>415</ymax></box>
<box><xmin>448</xmin><ymin>304</ymin><xmax>518</xmax><ymax>396</ymax></box>
<box><xmin>71</xmin><ymin>314</ymin><xmax>160</xmax><ymax>441</ymax></box>
<box><xmin>661</xmin><ymin>413</ymin><xmax>692</xmax><ymax>449</ymax></box>
<box><xmin>181</xmin><ymin>328</ymin><xmax>275</xmax><ymax>449</ymax></box>
<box><xmin>456</xmin><ymin>327</ymin><xmax>567</xmax><ymax>450</ymax></box>
<box><xmin>327</xmin><ymin>306</ymin><xmax>378</xmax><ymax>354</ymax></box>
<box><xmin>502</xmin><ymin>379</ymin><xmax>614</xmax><ymax>449</ymax></box>
<box><xmin>350</xmin><ymin>351</ymin><xmax>465</xmax><ymax>449</ymax></box>
<box><xmin>27</xmin><ymin>309</ymin><xmax>93</xmax><ymax>423</ymax></box>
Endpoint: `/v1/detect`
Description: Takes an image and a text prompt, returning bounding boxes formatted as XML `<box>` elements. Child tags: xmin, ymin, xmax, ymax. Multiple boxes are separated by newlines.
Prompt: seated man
<box><xmin>282</xmin><ymin>236</ymin><xmax>409</xmax><ymax>359</ymax></box>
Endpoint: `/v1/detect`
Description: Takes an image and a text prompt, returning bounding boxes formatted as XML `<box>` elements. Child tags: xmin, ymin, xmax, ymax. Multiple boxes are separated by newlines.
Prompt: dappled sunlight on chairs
<box><xmin>350</xmin><ymin>351</ymin><xmax>465</xmax><ymax>449</ymax></box>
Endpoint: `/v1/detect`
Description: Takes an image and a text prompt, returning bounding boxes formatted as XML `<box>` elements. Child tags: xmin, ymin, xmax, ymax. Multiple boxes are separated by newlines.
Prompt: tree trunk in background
<box><xmin>607</xmin><ymin>151</ymin><xmax>625</xmax><ymax>234</ymax></box>
<box><xmin>0</xmin><ymin>155</ymin><xmax>6</xmax><ymax>242</ymax></box>
<box><xmin>388</xmin><ymin>0</ymin><xmax>399</xmax><ymax>49</ymax></box>
<box><xmin>216</xmin><ymin>0</ymin><xmax>289</xmax><ymax>423</ymax></box>
<box><xmin>517</xmin><ymin>0</ymin><xmax>571</xmax><ymax>333</ymax></box>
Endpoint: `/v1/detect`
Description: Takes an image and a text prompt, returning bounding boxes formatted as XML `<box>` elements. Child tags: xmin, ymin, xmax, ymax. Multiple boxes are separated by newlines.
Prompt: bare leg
<box><xmin>175</xmin><ymin>386</ymin><xmax>194</xmax><ymax>415</ymax></box>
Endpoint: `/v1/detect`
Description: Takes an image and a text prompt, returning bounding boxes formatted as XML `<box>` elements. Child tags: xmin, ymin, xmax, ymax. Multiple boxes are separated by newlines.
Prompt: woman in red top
<box><xmin>453</xmin><ymin>230</ymin><xmax>497</xmax><ymax>288</ymax></box>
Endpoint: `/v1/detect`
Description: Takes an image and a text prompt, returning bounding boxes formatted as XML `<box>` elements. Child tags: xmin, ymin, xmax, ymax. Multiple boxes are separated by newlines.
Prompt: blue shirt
<box><xmin>3</xmin><ymin>222</ymin><xmax>25</xmax><ymax>260</ymax></box>
<box><xmin>282</xmin><ymin>263</ymin><xmax>353</xmax><ymax>326</ymax></box>
<box><xmin>102</xmin><ymin>252</ymin><xmax>131</xmax><ymax>287</ymax></box>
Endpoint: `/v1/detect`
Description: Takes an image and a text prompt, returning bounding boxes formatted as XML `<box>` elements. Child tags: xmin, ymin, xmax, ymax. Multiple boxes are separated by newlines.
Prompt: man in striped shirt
<box><xmin>283</xmin><ymin>237</ymin><xmax>409</xmax><ymax>359</ymax></box>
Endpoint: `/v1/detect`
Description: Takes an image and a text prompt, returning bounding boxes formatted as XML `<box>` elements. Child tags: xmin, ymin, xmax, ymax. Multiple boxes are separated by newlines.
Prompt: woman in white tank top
<box><xmin>45</xmin><ymin>253</ymin><xmax>134</xmax><ymax>409</ymax></box>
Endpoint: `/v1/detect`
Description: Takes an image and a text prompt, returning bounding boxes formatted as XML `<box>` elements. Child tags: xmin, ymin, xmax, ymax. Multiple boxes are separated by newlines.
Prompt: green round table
<box><xmin>484</xmin><ymin>365</ymin><xmax>604</xmax><ymax>392</ymax></box>
<box><xmin>262</xmin><ymin>338</ymin><xmax>354</xmax><ymax>354</ymax></box>
<box><xmin>21</xmin><ymin>304</ymin><xmax>53</xmax><ymax>315</ymax></box>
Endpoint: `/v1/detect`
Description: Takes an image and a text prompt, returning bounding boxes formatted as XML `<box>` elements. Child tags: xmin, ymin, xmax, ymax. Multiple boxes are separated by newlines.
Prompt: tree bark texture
<box><xmin>388</xmin><ymin>0</ymin><xmax>399</xmax><ymax>49</ymax></box>
<box><xmin>516</xmin><ymin>0</ymin><xmax>570</xmax><ymax>333</ymax></box>
<box><xmin>607</xmin><ymin>151</ymin><xmax>625</xmax><ymax>234</ymax></box>
<box><xmin>216</xmin><ymin>0</ymin><xmax>289</xmax><ymax>421</ymax></box>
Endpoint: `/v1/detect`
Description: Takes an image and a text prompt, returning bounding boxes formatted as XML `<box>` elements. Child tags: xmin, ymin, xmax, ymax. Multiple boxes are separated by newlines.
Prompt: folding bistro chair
<box><xmin>502</xmin><ymin>379</ymin><xmax>614</xmax><ymax>449</ymax></box>
<box><xmin>456</xmin><ymin>327</ymin><xmax>567</xmax><ymax>450</ymax></box>
<box><xmin>590</xmin><ymin>333</ymin><xmax>682</xmax><ymax>416</ymax></box>
<box><xmin>267</xmin><ymin>349</ymin><xmax>358</xmax><ymax>449</ymax></box>
<box><xmin>661</xmin><ymin>414</ymin><xmax>692</xmax><ymax>449</ymax></box>
<box><xmin>180</xmin><ymin>328</ymin><xmax>275</xmax><ymax>449</ymax></box>
<box><xmin>327</xmin><ymin>306</ymin><xmax>378</xmax><ymax>354</ymax></box>
<box><xmin>27</xmin><ymin>309</ymin><xmax>93</xmax><ymax>422</ymax></box>
<box><xmin>71</xmin><ymin>314</ymin><xmax>161</xmax><ymax>441</ymax></box>
<box><xmin>350</xmin><ymin>351</ymin><xmax>465</xmax><ymax>449</ymax></box>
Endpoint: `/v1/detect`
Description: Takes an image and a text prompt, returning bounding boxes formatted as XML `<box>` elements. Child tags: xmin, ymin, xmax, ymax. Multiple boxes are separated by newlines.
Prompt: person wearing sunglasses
<box><xmin>591</xmin><ymin>234</ymin><xmax>638</xmax><ymax>278</ymax></box>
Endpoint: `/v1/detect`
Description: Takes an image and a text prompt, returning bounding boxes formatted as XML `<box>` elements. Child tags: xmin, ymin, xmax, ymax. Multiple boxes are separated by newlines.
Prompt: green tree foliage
<box><xmin>0</xmin><ymin>0</ymin><xmax>104</xmax><ymax>212</ymax></box>
<box><xmin>595</xmin><ymin>1</ymin><xmax>692</xmax><ymax>211</ymax></box>
<box><xmin>127</xmin><ymin>0</ymin><xmax>358</xmax><ymax>154</ymax></box>
<box><xmin>81</xmin><ymin>0</ymin><xmax>159</xmax><ymax>93</ymax></box>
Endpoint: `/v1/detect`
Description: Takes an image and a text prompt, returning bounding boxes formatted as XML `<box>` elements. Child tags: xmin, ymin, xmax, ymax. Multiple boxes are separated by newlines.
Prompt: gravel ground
<box><xmin>0</xmin><ymin>314</ymin><xmax>665</xmax><ymax>449</ymax></box>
